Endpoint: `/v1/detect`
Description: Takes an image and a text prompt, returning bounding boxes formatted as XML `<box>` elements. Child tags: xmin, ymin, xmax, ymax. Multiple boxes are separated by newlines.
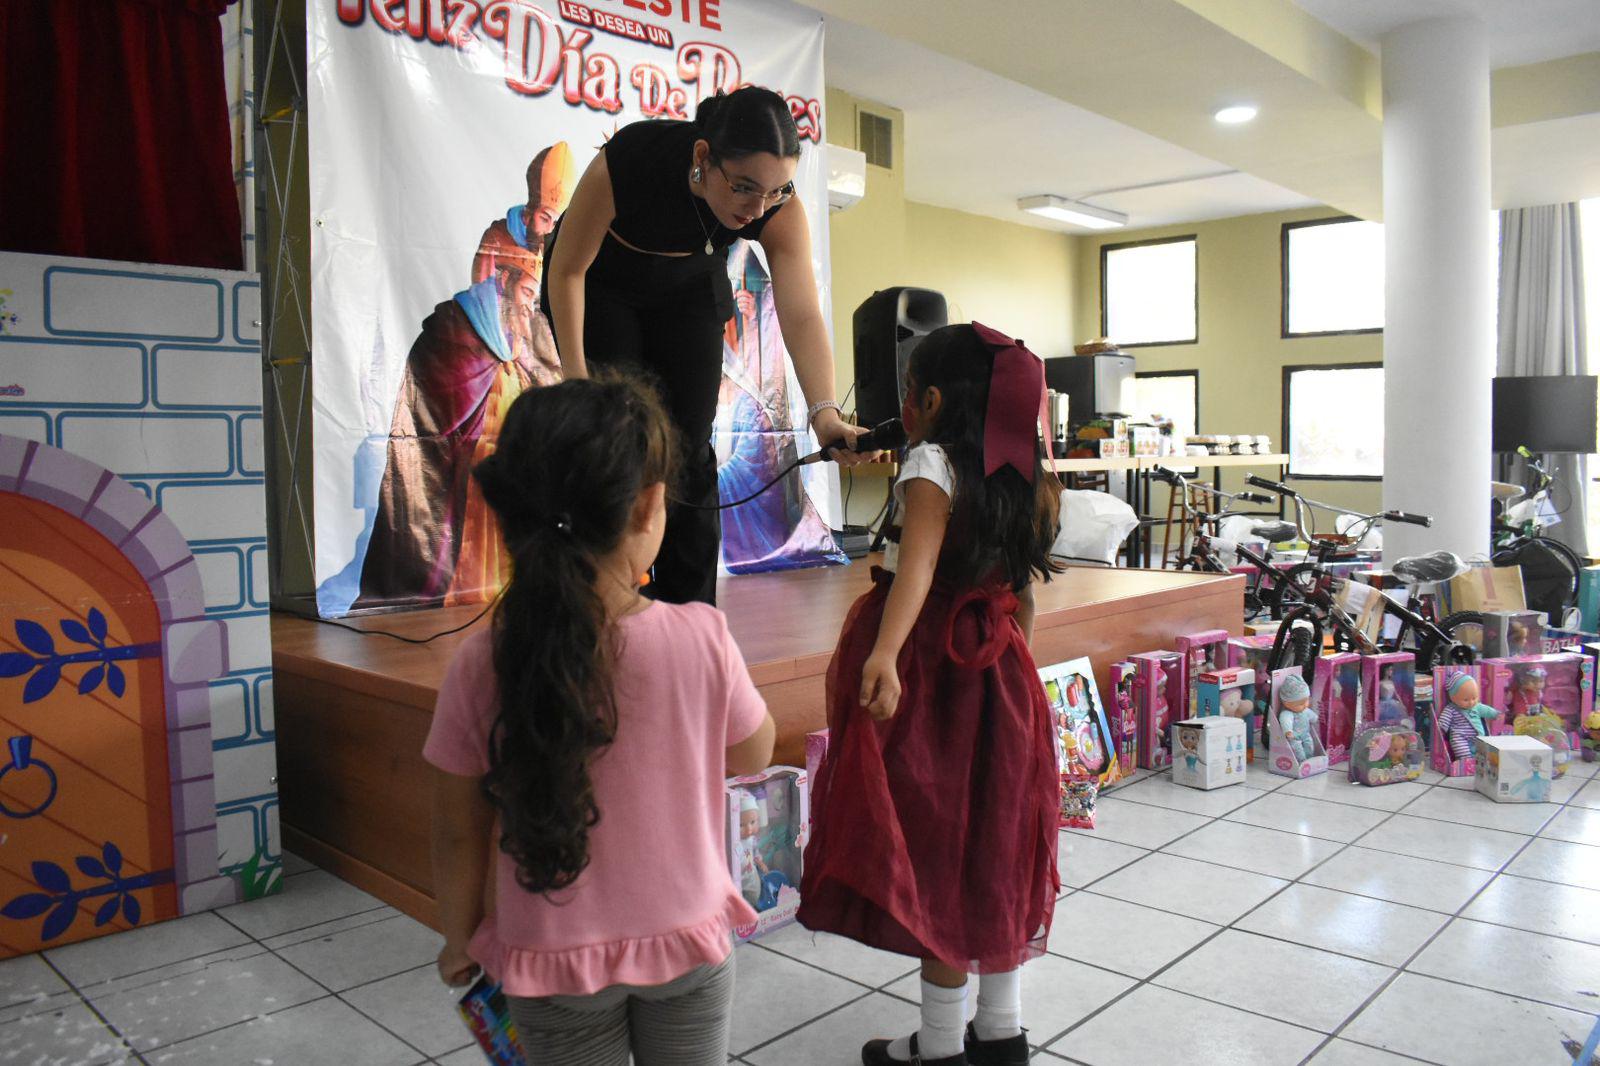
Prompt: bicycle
<box><xmin>1491</xmin><ymin>447</ymin><xmax>1582</xmax><ymax>623</ymax></box>
<box><xmin>1147</xmin><ymin>465</ymin><xmax>1297</xmax><ymax>619</ymax></box>
<box><xmin>1244</xmin><ymin>477</ymin><xmax>1480</xmax><ymax>678</ymax></box>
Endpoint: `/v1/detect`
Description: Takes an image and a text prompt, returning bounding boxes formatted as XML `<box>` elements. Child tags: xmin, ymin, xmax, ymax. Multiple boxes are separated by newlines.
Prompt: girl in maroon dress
<box><xmin>799</xmin><ymin>323</ymin><xmax>1064</xmax><ymax>1066</ymax></box>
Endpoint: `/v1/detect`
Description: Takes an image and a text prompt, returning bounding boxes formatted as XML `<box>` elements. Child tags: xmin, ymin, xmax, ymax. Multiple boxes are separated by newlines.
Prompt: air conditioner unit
<box><xmin>826</xmin><ymin>144</ymin><xmax>866</xmax><ymax>212</ymax></box>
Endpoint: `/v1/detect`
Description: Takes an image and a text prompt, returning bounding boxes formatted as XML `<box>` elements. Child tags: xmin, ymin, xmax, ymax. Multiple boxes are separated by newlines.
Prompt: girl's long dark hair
<box><xmin>470</xmin><ymin>374</ymin><xmax>673</xmax><ymax>894</ymax></box>
<box><xmin>695</xmin><ymin>85</ymin><xmax>800</xmax><ymax>161</ymax></box>
<box><xmin>907</xmin><ymin>324</ymin><xmax>1064</xmax><ymax>590</ymax></box>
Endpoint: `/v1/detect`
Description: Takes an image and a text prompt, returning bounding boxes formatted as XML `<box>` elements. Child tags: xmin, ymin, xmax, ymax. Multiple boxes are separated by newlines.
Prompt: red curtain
<box><xmin>0</xmin><ymin>0</ymin><xmax>243</xmax><ymax>271</ymax></box>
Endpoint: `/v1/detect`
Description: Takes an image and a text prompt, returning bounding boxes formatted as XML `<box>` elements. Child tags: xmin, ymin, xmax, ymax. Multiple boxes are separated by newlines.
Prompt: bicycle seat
<box><xmin>1250</xmin><ymin>521</ymin><xmax>1297</xmax><ymax>545</ymax></box>
<box><xmin>1391</xmin><ymin>550</ymin><xmax>1469</xmax><ymax>585</ymax></box>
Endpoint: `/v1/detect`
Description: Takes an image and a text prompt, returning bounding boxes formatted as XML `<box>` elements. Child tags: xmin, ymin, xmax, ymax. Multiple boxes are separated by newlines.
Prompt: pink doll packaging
<box><xmin>1130</xmin><ymin>651</ymin><xmax>1182</xmax><ymax>770</ymax></box>
<box><xmin>725</xmin><ymin>767</ymin><xmax>809</xmax><ymax>942</ymax></box>
<box><xmin>1361</xmin><ymin>653</ymin><xmax>1416</xmax><ymax>729</ymax></box>
<box><xmin>1108</xmin><ymin>661</ymin><xmax>1140</xmax><ymax>781</ymax></box>
<box><xmin>1313</xmin><ymin>653</ymin><xmax>1362</xmax><ymax>766</ymax></box>
<box><xmin>1267</xmin><ymin>668</ymin><xmax>1327</xmax><ymax>779</ymax></box>
<box><xmin>1481</xmin><ymin>609</ymin><xmax>1545</xmax><ymax>659</ymax></box>
<box><xmin>1489</xmin><ymin>652</ymin><xmax>1593</xmax><ymax>776</ymax></box>
<box><xmin>1430</xmin><ymin>663</ymin><xmax>1510</xmax><ymax>776</ymax></box>
<box><xmin>1175</xmin><ymin>629</ymin><xmax>1230</xmax><ymax>721</ymax></box>
<box><xmin>1229</xmin><ymin>635</ymin><xmax>1277</xmax><ymax>759</ymax></box>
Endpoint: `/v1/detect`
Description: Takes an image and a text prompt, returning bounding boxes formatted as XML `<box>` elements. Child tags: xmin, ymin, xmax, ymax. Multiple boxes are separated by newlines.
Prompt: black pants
<box><xmin>577</xmin><ymin>274</ymin><xmax>729</xmax><ymax>606</ymax></box>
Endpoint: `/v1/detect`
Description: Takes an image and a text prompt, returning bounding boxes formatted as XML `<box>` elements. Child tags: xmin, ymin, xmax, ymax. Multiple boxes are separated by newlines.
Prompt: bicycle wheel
<box><xmin>1269</xmin><ymin>608</ymin><xmax>1321</xmax><ymax>679</ymax></box>
<box><xmin>1271</xmin><ymin>563</ymin><xmax>1322</xmax><ymax>619</ymax></box>
<box><xmin>1417</xmin><ymin>611</ymin><xmax>1483</xmax><ymax>672</ymax></box>
<box><xmin>1493</xmin><ymin>537</ymin><xmax>1580</xmax><ymax>621</ymax></box>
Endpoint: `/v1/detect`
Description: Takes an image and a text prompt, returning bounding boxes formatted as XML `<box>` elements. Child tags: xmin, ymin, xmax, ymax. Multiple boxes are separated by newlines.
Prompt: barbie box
<box><xmin>725</xmin><ymin>768</ymin><xmax>808</xmax><ymax>942</ymax></box>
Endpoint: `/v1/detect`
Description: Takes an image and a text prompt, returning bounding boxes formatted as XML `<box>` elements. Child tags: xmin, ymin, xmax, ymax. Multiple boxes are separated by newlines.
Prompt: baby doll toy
<box><xmin>735</xmin><ymin>792</ymin><xmax>769</xmax><ymax>907</ymax></box>
<box><xmin>1278</xmin><ymin>675</ymin><xmax>1319</xmax><ymax>763</ymax></box>
<box><xmin>1510</xmin><ymin>665</ymin><xmax>1548</xmax><ymax>720</ymax></box>
<box><xmin>1435</xmin><ymin>671</ymin><xmax>1501</xmax><ymax>774</ymax></box>
<box><xmin>1584</xmin><ymin>710</ymin><xmax>1600</xmax><ymax>762</ymax></box>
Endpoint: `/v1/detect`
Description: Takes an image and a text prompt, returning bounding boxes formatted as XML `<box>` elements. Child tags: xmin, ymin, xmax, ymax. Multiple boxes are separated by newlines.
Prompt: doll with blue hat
<box><xmin>1277</xmin><ymin>673</ymin><xmax>1318</xmax><ymax>763</ymax></box>
<box><xmin>1437</xmin><ymin>671</ymin><xmax>1501</xmax><ymax>761</ymax></box>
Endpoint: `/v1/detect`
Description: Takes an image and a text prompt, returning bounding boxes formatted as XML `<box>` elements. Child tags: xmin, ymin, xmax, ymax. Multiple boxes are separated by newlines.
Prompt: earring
<box><xmin>692</xmin><ymin>165</ymin><xmax>703</xmax><ymax>183</ymax></box>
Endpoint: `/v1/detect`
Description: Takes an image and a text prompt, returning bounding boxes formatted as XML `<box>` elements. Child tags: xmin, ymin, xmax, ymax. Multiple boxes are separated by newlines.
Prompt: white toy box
<box><xmin>1171</xmin><ymin>717</ymin><xmax>1247</xmax><ymax>790</ymax></box>
<box><xmin>1473</xmin><ymin>735</ymin><xmax>1556</xmax><ymax>804</ymax></box>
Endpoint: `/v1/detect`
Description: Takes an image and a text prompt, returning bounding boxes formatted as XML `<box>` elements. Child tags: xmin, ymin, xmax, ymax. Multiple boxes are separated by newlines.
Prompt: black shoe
<box><xmin>862</xmin><ymin>1032</ymin><xmax>969</xmax><ymax>1065</ymax></box>
<box><xmin>964</xmin><ymin>1022</ymin><xmax>1029</xmax><ymax>1066</ymax></box>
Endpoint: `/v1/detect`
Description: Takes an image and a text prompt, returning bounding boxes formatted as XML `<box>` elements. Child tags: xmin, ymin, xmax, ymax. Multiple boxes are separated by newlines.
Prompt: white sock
<box><xmin>973</xmin><ymin>969</ymin><xmax>1022</xmax><ymax>1040</ymax></box>
<box><xmin>886</xmin><ymin>978</ymin><xmax>968</xmax><ymax>1061</ymax></box>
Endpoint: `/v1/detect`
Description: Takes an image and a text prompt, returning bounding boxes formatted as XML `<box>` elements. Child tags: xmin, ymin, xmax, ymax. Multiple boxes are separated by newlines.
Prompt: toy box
<box><xmin>1430</xmin><ymin>664</ymin><xmax>1510</xmax><ymax>776</ymax></box>
<box><xmin>1171</xmin><ymin>717</ymin><xmax>1247</xmax><ymax>789</ymax></box>
<box><xmin>1474</xmin><ymin>735</ymin><xmax>1557</xmax><ymax>803</ymax></box>
<box><xmin>1195</xmin><ymin>668</ymin><xmax>1256</xmax><ymax>723</ymax></box>
<box><xmin>1490</xmin><ymin>652</ymin><xmax>1593</xmax><ymax>776</ymax></box>
<box><xmin>1579</xmin><ymin>565</ymin><xmax>1600</xmax><ymax>633</ymax></box>
<box><xmin>725</xmin><ymin>767</ymin><xmax>808</xmax><ymax>942</ymax></box>
<box><xmin>1313</xmin><ymin>653</ymin><xmax>1362</xmax><ymax>766</ymax></box>
<box><xmin>1267</xmin><ymin>668</ymin><xmax>1328</xmax><ymax>778</ymax></box>
<box><xmin>1229</xmin><ymin>635</ymin><xmax>1277</xmax><ymax>758</ymax></box>
<box><xmin>1130</xmin><ymin>651</ymin><xmax>1183</xmax><ymax>770</ymax></box>
<box><xmin>1540</xmin><ymin>627</ymin><xmax>1597</xmax><ymax>654</ymax></box>
<box><xmin>1481</xmin><ymin>609</ymin><xmax>1546</xmax><ymax>659</ymax></box>
<box><xmin>1107</xmin><ymin>661</ymin><xmax>1140</xmax><ymax>780</ymax></box>
<box><xmin>1348</xmin><ymin>724</ymin><xmax>1424</xmax><ymax>786</ymax></box>
<box><xmin>1176</xmin><ymin>629</ymin><xmax>1230</xmax><ymax>720</ymax></box>
<box><xmin>1361</xmin><ymin>653</ymin><xmax>1416</xmax><ymax>728</ymax></box>
<box><xmin>803</xmin><ymin>730</ymin><xmax>829</xmax><ymax>825</ymax></box>
<box><xmin>457</xmin><ymin>974</ymin><xmax>524</xmax><ymax>1065</ymax></box>
<box><xmin>1040</xmin><ymin>657</ymin><xmax>1120</xmax><ymax>789</ymax></box>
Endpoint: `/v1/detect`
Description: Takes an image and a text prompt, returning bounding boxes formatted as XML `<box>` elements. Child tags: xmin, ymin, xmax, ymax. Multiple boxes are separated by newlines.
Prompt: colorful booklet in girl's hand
<box><xmin>457</xmin><ymin>972</ymin><xmax>526</xmax><ymax>1065</ymax></box>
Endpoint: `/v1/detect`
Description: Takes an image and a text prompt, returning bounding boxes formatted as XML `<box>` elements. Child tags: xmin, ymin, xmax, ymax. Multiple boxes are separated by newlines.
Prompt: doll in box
<box><xmin>1510</xmin><ymin>665</ymin><xmax>1548</xmax><ymax>720</ymax></box>
<box><xmin>1581</xmin><ymin>711</ymin><xmax>1600</xmax><ymax>762</ymax></box>
<box><xmin>1111</xmin><ymin>663</ymin><xmax>1139</xmax><ymax>777</ymax></box>
<box><xmin>1437</xmin><ymin>671</ymin><xmax>1502</xmax><ymax>762</ymax></box>
<box><xmin>735</xmin><ymin>792</ymin><xmax>770</xmax><ymax>906</ymax></box>
<box><xmin>1132</xmin><ymin>651</ymin><xmax>1182</xmax><ymax>769</ymax></box>
<box><xmin>1278</xmin><ymin>674</ymin><xmax>1319</xmax><ymax>763</ymax></box>
<box><xmin>1177</xmin><ymin>631</ymin><xmax>1229</xmax><ymax>719</ymax></box>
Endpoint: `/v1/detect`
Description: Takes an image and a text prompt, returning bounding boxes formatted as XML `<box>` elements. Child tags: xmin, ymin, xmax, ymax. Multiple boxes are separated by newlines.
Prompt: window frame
<box><xmin>1132</xmin><ymin>369</ymin><xmax>1200</xmax><ymax>438</ymax></box>
<box><xmin>1281</xmin><ymin>361</ymin><xmax>1385</xmax><ymax>482</ymax></box>
<box><xmin>1280</xmin><ymin>216</ymin><xmax>1385</xmax><ymax>339</ymax></box>
<box><xmin>1100</xmin><ymin>234</ymin><xmax>1200</xmax><ymax>348</ymax></box>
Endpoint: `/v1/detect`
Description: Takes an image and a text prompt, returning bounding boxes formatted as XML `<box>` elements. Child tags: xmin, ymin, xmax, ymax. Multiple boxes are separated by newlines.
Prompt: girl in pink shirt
<box><xmin>426</xmin><ymin>374</ymin><xmax>775</xmax><ymax>1064</ymax></box>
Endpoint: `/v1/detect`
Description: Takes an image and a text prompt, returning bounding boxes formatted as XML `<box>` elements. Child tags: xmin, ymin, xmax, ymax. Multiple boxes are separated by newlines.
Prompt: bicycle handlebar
<box><xmin>1237</xmin><ymin>491</ymin><xmax>1276</xmax><ymax>506</ymax></box>
<box><xmin>1381</xmin><ymin>510</ymin><xmax>1433</xmax><ymax>528</ymax></box>
<box><xmin>1244</xmin><ymin>474</ymin><xmax>1292</xmax><ymax>495</ymax></box>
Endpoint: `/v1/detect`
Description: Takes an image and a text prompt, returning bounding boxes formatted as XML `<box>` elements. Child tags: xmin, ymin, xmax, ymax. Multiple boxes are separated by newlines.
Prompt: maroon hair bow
<box><xmin>972</xmin><ymin>321</ymin><xmax>1051</xmax><ymax>484</ymax></box>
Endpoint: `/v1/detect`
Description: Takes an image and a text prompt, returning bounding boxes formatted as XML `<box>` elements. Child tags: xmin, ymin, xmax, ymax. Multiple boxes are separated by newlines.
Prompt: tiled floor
<box><xmin>5</xmin><ymin>761</ymin><xmax>1600</xmax><ymax>1065</ymax></box>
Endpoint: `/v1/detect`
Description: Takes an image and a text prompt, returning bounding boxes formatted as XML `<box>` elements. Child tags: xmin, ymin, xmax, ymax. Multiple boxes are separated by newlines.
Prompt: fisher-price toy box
<box><xmin>1474</xmin><ymin>735</ymin><xmax>1557</xmax><ymax>803</ymax></box>
<box><xmin>1194</xmin><ymin>667</ymin><xmax>1256</xmax><ymax>762</ymax></box>
<box><xmin>1130</xmin><ymin>651</ymin><xmax>1183</xmax><ymax>770</ymax></box>
<box><xmin>1313</xmin><ymin>653</ymin><xmax>1362</xmax><ymax>766</ymax></box>
<box><xmin>725</xmin><ymin>767</ymin><xmax>808</xmax><ymax>942</ymax></box>
<box><xmin>1171</xmin><ymin>717</ymin><xmax>1247</xmax><ymax>790</ymax></box>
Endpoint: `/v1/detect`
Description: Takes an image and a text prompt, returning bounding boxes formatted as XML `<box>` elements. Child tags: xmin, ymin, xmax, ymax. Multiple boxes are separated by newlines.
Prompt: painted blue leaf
<box><xmin>31</xmin><ymin>861</ymin><xmax>70</xmax><ymax>893</ymax></box>
<box><xmin>94</xmin><ymin>897</ymin><xmax>119</xmax><ymax>927</ymax></box>
<box><xmin>76</xmin><ymin>856</ymin><xmax>107</xmax><ymax>880</ymax></box>
<box><xmin>87</xmin><ymin>608</ymin><xmax>108</xmax><ymax>642</ymax></box>
<box><xmin>121</xmin><ymin>894</ymin><xmax>141</xmax><ymax>926</ymax></box>
<box><xmin>60</xmin><ymin>620</ymin><xmax>92</xmax><ymax>646</ymax></box>
<box><xmin>1</xmin><ymin>893</ymin><xmax>52</xmax><ymax>920</ymax></box>
<box><xmin>22</xmin><ymin>665</ymin><xmax>60</xmax><ymax>704</ymax></box>
<box><xmin>77</xmin><ymin>665</ymin><xmax>105</xmax><ymax>696</ymax></box>
<box><xmin>14</xmin><ymin>620</ymin><xmax>54</xmax><ymax>656</ymax></box>
<box><xmin>107</xmin><ymin>665</ymin><xmax>126</xmax><ymax>698</ymax></box>
<box><xmin>41</xmin><ymin>901</ymin><xmax>76</xmax><ymax>941</ymax></box>
<box><xmin>102</xmin><ymin>841</ymin><xmax>123</xmax><ymax>875</ymax></box>
<box><xmin>0</xmin><ymin>652</ymin><xmax>32</xmax><ymax>678</ymax></box>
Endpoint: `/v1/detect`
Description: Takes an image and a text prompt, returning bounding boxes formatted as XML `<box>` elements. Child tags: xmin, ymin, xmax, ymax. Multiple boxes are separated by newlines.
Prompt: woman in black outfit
<box><xmin>543</xmin><ymin>87</ymin><xmax>867</xmax><ymax>606</ymax></box>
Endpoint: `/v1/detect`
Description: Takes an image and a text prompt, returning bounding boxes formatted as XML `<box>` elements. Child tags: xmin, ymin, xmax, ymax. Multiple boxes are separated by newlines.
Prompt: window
<box><xmin>1101</xmin><ymin>236</ymin><xmax>1197</xmax><ymax>347</ymax></box>
<box><xmin>1283</xmin><ymin>363</ymin><xmax>1384</xmax><ymax>479</ymax></box>
<box><xmin>1283</xmin><ymin>217</ymin><xmax>1385</xmax><ymax>336</ymax></box>
<box><xmin>1132</xmin><ymin>370</ymin><xmax>1198</xmax><ymax>441</ymax></box>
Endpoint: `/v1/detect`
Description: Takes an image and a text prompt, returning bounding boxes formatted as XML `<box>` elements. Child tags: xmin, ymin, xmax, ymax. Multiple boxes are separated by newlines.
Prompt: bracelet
<box><xmin>806</xmin><ymin>400</ymin><xmax>842</xmax><ymax>426</ymax></box>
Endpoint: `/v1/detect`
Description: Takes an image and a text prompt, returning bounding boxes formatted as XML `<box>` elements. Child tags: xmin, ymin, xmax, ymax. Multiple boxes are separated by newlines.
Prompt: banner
<box><xmin>307</xmin><ymin>0</ymin><xmax>839</xmax><ymax>617</ymax></box>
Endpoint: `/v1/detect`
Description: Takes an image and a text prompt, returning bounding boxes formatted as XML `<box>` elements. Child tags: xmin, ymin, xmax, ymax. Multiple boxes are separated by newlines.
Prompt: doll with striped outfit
<box><xmin>1437</xmin><ymin>671</ymin><xmax>1501</xmax><ymax>760</ymax></box>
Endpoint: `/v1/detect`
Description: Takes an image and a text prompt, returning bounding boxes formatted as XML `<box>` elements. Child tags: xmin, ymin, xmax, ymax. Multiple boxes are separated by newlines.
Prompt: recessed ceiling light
<box><xmin>1214</xmin><ymin>105</ymin><xmax>1258</xmax><ymax>125</ymax></box>
<box><xmin>1017</xmin><ymin>195</ymin><xmax>1127</xmax><ymax>230</ymax></box>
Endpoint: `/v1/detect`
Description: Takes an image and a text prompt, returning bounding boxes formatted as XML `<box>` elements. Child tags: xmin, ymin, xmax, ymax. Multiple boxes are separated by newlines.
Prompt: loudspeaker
<box><xmin>852</xmin><ymin>287</ymin><xmax>948</xmax><ymax>426</ymax></box>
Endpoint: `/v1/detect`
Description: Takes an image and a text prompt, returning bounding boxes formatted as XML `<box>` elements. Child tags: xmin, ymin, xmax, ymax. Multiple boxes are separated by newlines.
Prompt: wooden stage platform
<box><xmin>270</xmin><ymin>561</ymin><xmax>1242</xmax><ymax>925</ymax></box>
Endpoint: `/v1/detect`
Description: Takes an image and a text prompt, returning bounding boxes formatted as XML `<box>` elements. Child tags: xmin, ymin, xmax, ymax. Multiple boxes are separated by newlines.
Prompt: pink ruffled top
<box><xmin>424</xmin><ymin>603</ymin><xmax>766</xmax><ymax>997</ymax></box>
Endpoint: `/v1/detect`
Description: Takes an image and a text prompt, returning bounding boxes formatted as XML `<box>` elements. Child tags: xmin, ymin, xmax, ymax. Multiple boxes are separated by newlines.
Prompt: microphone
<box><xmin>800</xmin><ymin>418</ymin><xmax>906</xmax><ymax>465</ymax></box>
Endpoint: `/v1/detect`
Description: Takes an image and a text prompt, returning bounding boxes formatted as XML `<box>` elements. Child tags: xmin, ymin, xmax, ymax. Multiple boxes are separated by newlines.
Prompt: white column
<box><xmin>1381</xmin><ymin>17</ymin><xmax>1495</xmax><ymax>564</ymax></box>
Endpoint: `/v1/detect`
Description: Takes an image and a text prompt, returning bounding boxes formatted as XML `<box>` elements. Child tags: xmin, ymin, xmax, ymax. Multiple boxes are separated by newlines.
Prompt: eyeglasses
<box><xmin>716</xmin><ymin>163</ymin><xmax>794</xmax><ymax>207</ymax></box>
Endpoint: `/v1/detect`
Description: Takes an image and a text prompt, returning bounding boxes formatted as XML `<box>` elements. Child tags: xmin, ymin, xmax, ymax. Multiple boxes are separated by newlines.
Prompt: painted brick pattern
<box><xmin>0</xmin><ymin>251</ymin><xmax>278</xmax><ymax>914</ymax></box>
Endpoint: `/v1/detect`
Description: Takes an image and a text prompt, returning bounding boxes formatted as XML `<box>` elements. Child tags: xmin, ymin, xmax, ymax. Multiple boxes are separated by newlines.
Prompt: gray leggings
<box><xmin>506</xmin><ymin>953</ymin><xmax>735</xmax><ymax>1065</ymax></box>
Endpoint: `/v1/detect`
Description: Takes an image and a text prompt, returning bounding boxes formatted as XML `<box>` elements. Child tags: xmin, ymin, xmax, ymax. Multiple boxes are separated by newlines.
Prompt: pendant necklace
<box><xmin>690</xmin><ymin>170</ymin><xmax>719</xmax><ymax>255</ymax></box>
